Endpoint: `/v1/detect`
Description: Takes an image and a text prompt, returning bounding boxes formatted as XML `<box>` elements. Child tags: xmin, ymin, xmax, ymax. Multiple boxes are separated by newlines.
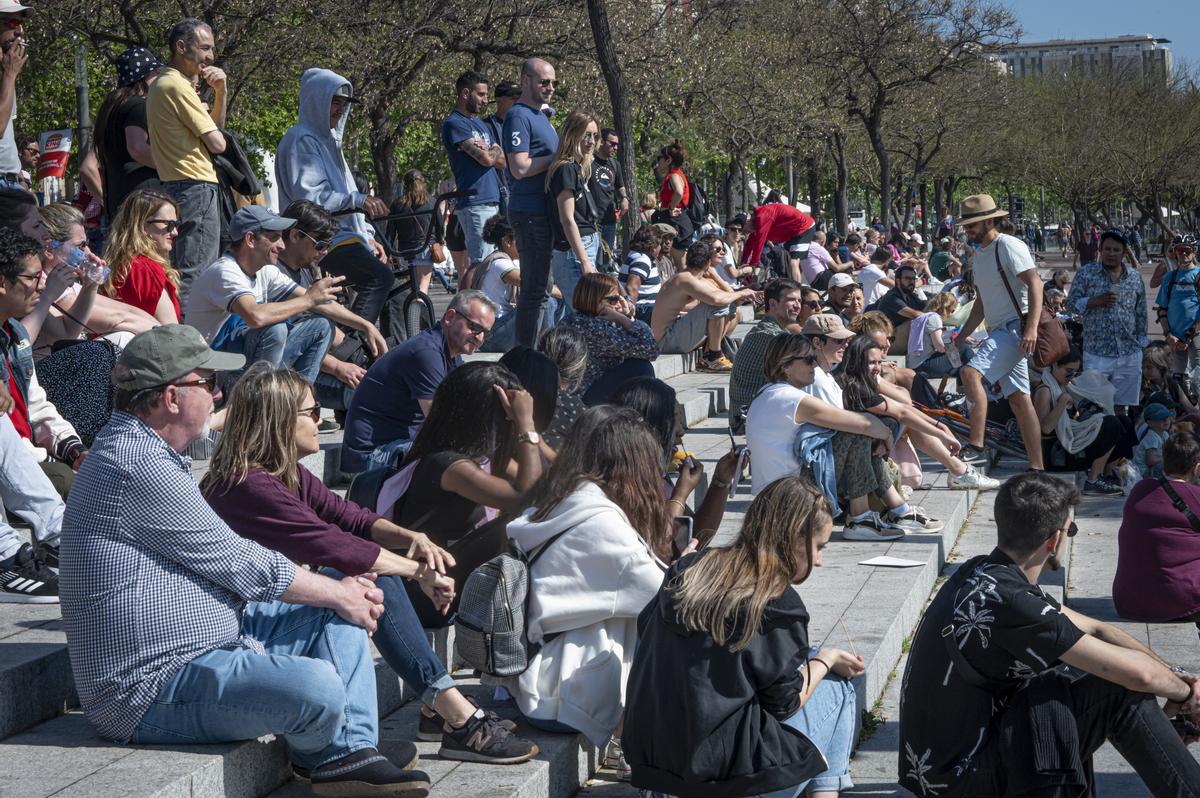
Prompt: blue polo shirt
<box><xmin>502</xmin><ymin>102</ymin><xmax>558</xmax><ymax>215</ymax></box>
<box><xmin>341</xmin><ymin>326</ymin><xmax>461</xmax><ymax>472</ymax></box>
<box><xmin>440</xmin><ymin>110</ymin><xmax>499</xmax><ymax>207</ymax></box>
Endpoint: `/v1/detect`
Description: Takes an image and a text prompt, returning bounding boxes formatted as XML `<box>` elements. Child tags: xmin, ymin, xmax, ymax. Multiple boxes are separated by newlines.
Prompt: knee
<box><xmin>289</xmin><ymin>659</ymin><xmax>347</xmax><ymax>733</ymax></box>
<box><xmin>365</xmin><ymin>256</ymin><xmax>393</xmax><ymax>287</ymax></box>
<box><xmin>256</xmin><ymin>322</ymin><xmax>289</xmax><ymax>349</ymax></box>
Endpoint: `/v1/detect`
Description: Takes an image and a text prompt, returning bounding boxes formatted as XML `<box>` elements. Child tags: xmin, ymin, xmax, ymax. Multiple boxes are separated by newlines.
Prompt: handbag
<box><xmin>429</xmin><ymin>241</ymin><xmax>446</xmax><ymax>263</ymax></box>
<box><xmin>995</xmin><ymin>241</ymin><xmax>1069</xmax><ymax>369</ymax></box>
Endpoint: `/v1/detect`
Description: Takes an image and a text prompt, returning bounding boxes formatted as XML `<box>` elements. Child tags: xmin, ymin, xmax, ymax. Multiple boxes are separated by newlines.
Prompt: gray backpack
<box><xmin>454</xmin><ymin>527</ymin><xmax>575</xmax><ymax>677</ymax></box>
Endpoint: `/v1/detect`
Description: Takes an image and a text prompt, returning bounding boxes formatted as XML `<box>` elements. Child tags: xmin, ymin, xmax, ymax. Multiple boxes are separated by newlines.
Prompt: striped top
<box><xmin>620</xmin><ymin>251</ymin><xmax>662</xmax><ymax>305</ymax></box>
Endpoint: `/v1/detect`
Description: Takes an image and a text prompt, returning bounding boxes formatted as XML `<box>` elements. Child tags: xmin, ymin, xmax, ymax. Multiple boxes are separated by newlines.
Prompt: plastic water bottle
<box><xmin>50</xmin><ymin>241</ymin><xmax>109</xmax><ymax>285</ymax></box>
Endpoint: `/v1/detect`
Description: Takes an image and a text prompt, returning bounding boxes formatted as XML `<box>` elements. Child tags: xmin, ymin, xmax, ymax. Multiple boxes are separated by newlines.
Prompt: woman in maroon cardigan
<box><xmin>1114</xmin><ymin>433</ymin><xmax>1200</xmax><ymax>631</ymax></box>
<box><xmin>201</xmin><ymin>362</ymin><xmax>538</xmax><ymax>766</ymax></box>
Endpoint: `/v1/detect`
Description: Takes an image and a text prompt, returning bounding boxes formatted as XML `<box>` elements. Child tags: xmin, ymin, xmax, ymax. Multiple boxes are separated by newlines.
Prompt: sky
<box><xmin>1004</xmin><ymin>0</ymin><xmax>1199</xmax><ymax>72</ymax></box>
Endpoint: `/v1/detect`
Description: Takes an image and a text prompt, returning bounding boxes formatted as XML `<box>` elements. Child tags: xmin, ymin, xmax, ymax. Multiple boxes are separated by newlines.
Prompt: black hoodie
<box><xmin>623</xmin><ymin>551</ymin><xmax>827</xmax><ymax>797</ymax></box>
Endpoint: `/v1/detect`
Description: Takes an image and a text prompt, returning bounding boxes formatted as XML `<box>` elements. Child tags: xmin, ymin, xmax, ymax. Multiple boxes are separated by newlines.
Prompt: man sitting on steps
<box><xmin>899</xmin><ymin>472</ymin><xmax>1200</xmax><ymax>798</ymax></box>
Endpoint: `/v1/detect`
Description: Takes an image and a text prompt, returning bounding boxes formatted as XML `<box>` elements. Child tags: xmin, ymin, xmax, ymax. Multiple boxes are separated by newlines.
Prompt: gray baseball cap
<box><xmin>112</xmin><ymin>325</ymin><xmax>245</xmax><ymax>391</ymax></box>
<box><xmin>228</xmin><ymin>205</ymin><xmax>296</xmax><ymax>242</ymax></box>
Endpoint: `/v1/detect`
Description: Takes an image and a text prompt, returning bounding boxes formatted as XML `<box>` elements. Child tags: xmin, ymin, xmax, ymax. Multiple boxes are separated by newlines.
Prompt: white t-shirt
<box><xmin>747</xmin><ymin>382</ymin><xmax>809</xmax><ymax>493</ymax></box>
<box><xmin>860</xmin><ymin>264</ymin><xmax>890</xmax><ymax>305</ymax></box>
<box><xmin>970</xmin><ymin>233</ymin><xmax>1036</xmax><ymax>328</ymax></box>
<box><xmin>715</xmin><ymin>247</ymin><xmax>741</xmax><ymax>288</ymax></box>
<box><xmin>803</xmin><ymin>365</ymin><xmax>843</xmax><ymax>407</ymax></box>
<box><xmin>186</xmin><ymin>255</ymin><xmax>301</xmax><ymax>343</ymax></box>
<box><xmin>478</xmin><ymin>253</ymin><xmax>519</xmax><ymax>318</ymax></box>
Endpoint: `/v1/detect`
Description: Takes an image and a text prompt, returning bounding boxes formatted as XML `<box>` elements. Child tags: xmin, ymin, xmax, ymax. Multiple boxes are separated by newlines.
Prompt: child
<box><xmin>1135</xmin><ymin>402</ymin><xmax>1173</xmax><ymax>479</ymax></box>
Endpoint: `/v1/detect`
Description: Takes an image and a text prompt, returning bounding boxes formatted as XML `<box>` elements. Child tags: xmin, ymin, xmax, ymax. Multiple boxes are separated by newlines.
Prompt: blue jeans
<box><xmin>0</xmin><ymin>413</ymin><xmax>63</xmax><ymax>561</ymax></box>
<box><xmin>914</xmin><ymin>345</ymin><xmax>975</xmax><ymax>379</ymax></box>
<box><xmin>131</xmin><ymin>600</ymin><xmax>378</xmax><ymax>770</ymax></box>
<box><xmin>758</xmin><ymin>653</ymin><xmax>856</xmax><ymax>797</ymax></box>
<box><xmin>369</xmin><ymin>437</ymin><xmax>414</xmax><ymax>470</ymax></box>
<box><xmin>550</xmin><ymin>232</ymin><xmax>601</xmax><ymax>310</ymax></box>
<box><xmin>511</xmin><ymin>212</ymin><xmax>554</xmax><ymax>348</ymax></box>
<box><xmin>322</xmin><ymin>569</ymin><xmax>455</xmax><ymax>708</ymax></box>
<box><xmin>480</xmin><ymin>299</ymin><xmax>560</xmax><ymax>353</ymax></box>
<box><xmin>314</xmin><ymin>371</ymin><xmax>354</xmax><ymax>412</ymax></box>
<box><xmin>223</xmin><ymin>316</ymin><xmax>334</xmax><ymax>383</ymax></box>
<box><xmin>163</xmin><ymin>180</ymin><xmax>221</xmax><ymax>308</ymax></box>
<box><xmin>455</xmin><ymin>203</ymin><xmax>499</xmax><ymax>263</ymax></box>
<box><xmin>599</xmin><ymin>222</ymin><xmax>618</xmax><ymax>271</ymax></box>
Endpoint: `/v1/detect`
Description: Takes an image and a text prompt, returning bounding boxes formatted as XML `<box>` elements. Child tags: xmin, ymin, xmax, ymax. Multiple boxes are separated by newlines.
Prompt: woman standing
<box><xmin>655</xmin><ymin>140</ymin><xmax>692</xmax><ymax>272</ymax></box>
<box><xmin>624</xmin><ymin>475</ymin><xmax>863</xmax><ymax>798</ymax></box>
<box><xmin>545</xmin><ymin>110</ymin><xmax>601</xmax><ymax>307</ymax></box>
<box><xmin>103</xmin><ymin>189</ymin><xmax>181</xmax><ymax>324</ymax></box>
<box><xmin>88</xmin><ymin>46</ymin><xmax>163</xmax><ymax>218</ymax></box>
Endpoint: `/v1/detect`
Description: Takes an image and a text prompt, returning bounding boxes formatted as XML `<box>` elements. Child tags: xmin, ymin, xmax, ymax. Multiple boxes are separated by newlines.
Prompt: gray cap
<box><xmin>333</xmin><ymin>84</ymin><xmax>359</xmax><ymax>103</ymax></box>
<box><xmin>113</xmin><ymin>325</ymin><xmax>245</xmax><ymax>391</ymax></box>
<box><xmin>228</xmin><ymin>205</ymin><xmax>296</xmax><ymax>241</ymax></box>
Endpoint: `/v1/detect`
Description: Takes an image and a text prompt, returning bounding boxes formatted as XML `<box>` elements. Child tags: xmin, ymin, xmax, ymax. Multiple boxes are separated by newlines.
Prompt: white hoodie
<box><xmin>501</xmin><ymin>481</ymin><xmax>665</xmax><ymax>746</ymax></box>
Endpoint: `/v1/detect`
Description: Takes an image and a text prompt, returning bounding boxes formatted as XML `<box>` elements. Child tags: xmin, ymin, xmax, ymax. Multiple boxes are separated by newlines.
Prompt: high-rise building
<box><xmin>993</xmin><ymin>34</ymin><xmax>1172</xmax><ymax>81</ymax></box>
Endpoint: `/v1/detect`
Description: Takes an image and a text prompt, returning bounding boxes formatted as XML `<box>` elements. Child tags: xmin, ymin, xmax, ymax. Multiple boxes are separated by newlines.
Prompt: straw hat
<box><xmin>958</xmin><ymin>194</ymin><xmax>1008</xmax><ymax>225</ymax></box>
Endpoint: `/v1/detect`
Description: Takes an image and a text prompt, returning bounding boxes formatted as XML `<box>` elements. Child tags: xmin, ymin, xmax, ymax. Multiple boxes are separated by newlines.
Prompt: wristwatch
<box><xmin>517</xmin><ymin>431</ymin><xmax>541</xmax><ymax>446</ymax></box>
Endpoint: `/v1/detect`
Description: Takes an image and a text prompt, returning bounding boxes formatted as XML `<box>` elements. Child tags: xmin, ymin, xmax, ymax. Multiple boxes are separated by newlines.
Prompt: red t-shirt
<box><xmin>659</xmin><ymin>168</ymin><xmax>690</xmax><ymax>210</ymax></box>
<box><xmin>5</xmin><ymin>356</ymin><xmax>30</xmax><ymax>439</ymax></box>
<box><xmin>114</xmin><ymin>254</ymin><xmax>180</xmax><ymax>321</ymax></box>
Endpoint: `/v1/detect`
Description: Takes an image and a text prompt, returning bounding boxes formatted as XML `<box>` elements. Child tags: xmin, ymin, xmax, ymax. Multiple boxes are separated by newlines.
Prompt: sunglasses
<box><xmin>171</xmin><ymin>375</ymin><xmax>220</xmax><ymax>395</ymax></box>
<box><xmin>1</xmin><ymin>19</ymin><xmax>23</xmax><ymax>30</ymax></box>
<box><xmin>455</xmin><ymin>311</ymin><xmax>493</xmax><ymax>338</ymax></box>
<box><xmin>147</xmin><ymin>218</ymin><xmax>180</xmax><ymax>233</ymax></box>
<box><xmin>298</xmin><ymin>229</ymin><xmax>331</xmax><ymax>252</ymax></box>
<box><xmin>538</xmin><ymin>78</ymin><xmax>558</xmax><ymax>88</ymax></box>
<box><xmin>298</xmin><ymin>403</ymin><xmax>322</xmax><ymax>422</ymax></box>
<box><xmin>803</xmin><ymin>300</ymin><xmax>822</xmax><ymax>309</ymax></box>
<box><xmin>1066</xmin><ymin>521</ymin><xmax>1078</xmax><ymax>538</ymax></box>
<box><xmin>787</xmin><ymin>354</ymin><xmax>819</xmax><ymax>367</ymax></box>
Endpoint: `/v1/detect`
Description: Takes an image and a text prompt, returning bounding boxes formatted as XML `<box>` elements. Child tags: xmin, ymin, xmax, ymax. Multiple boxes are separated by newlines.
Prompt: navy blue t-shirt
<box><xmin>341</xmin><ymin>326</ymin><xmax>462</xmax><ymax>472</ymax></box>
<box><xmin>502</xmin><ymin>102</ymin><xmax>559</xmax><ymax>215</ymax></box>
<box><xmin>440</xmin><ymin>111</ymin><xmax>500</xmax><ymax>206</ymax></box>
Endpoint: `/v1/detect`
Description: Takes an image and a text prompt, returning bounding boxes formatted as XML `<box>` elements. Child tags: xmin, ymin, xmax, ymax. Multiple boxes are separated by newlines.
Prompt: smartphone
<box><xmin>672</xmin><ymin>516</ymin><xmax>694</xmax><ymax>555</ymax></box>
<box><xmin>1172</xmin><ymin>715</ymin><xmax>1200</xmax><ymax>738</ymax></box>
<box><xmin>729</xmin><ymin>446</ymin><xmax>750</xmax><ymax>497</ymax></box>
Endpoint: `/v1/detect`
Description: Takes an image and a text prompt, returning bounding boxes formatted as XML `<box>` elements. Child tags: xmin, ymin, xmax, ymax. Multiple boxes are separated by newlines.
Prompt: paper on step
<box><xmin>858</xmin><ymin>555</ymin><xmax>925</xmax><ymax>568</ymax></box>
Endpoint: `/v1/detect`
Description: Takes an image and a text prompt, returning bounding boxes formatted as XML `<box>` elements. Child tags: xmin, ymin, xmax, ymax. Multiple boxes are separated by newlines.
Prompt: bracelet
<box><xmin>809</xmin><ymin>657</ymin><xmax>832</xmax><ymax>675</ymax></box>
<box><xmin>710</xmin><ymin>476</ymin><xmax>731</xmax><ymax>489</ymax></box>
<box><xmin>668</xmin><ymin>498</ymin><xmax>687</xmax><ymax>511</ymax></box>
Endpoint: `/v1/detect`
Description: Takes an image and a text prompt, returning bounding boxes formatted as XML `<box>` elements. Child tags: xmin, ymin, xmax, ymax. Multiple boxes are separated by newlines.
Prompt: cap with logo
<box><xmin>228</xmin><ymin>205</ymin><xmax>296</xmax><ymax>241</ymax></box>
<box><xmin>113</xmin><ymin>325</ymin><xmax>245</xmax><ymax>391</ymax></box>
<box><xmin>801</xmin><ymin>313</ymin><xmax>855</xmax><ymax>340</ymax></box>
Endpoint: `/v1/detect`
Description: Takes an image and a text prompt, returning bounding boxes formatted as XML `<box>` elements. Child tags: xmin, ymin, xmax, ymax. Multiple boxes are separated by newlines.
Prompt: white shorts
<box><xmin>1082</xmin><ymin>350</ymin><xmax>1143</xmax><ymax>406</ymax></box>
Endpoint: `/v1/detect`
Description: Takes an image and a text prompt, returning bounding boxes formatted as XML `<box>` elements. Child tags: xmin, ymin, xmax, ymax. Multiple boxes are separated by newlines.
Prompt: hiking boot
<box><xmin>698</xmin><ymin>352</ymin><xmax>733</xmax><ymax>372</ymax></box>
<box><xmin>1084</xmin><ymin>478</ymin><xmax>1124</xmax><ymax>496</ymax></box>
<box><xmin>886</xmin><ymin>506</ymin><xmax>944</xmax><ymax>533</ymax></box>
<box><xmin>308</xmin><ymin>746</ymin><xmax>429</xmax><ymax>796</ymax></box>
<box><xmin>842</xmin><ymin>512</ymin><xmax>905</xmax><ymax>542</ymax></box>
<box><xmin>417</xmin><ymin>698</ymin><xmax>517</xmax><ymax>742</ymax></box>
<box><xmin>948</xmin><ymin>466</ymin><xmax>1000</xmax><ymax>491</ymax></box>
<box><xmin>439</xmin><ymin>708</ymin><xmax>539</xmax><ymax>765</ymax></box>
<box><xmin>0</xmin><ymin>543</ymin><xmax>58</xmax><ymax>603</ymax></box>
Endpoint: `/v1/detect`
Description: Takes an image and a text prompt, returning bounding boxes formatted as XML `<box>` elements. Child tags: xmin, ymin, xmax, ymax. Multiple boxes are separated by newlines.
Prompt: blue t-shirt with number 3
<box><xmin>502</xmin><ymin>102</ymin><xmax>559</xmax><ymax>215</ymax></box>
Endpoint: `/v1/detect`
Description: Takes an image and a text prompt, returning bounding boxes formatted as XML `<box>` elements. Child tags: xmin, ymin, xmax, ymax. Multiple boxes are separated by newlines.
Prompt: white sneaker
<box><xmin>948</xmin><ymin>466</ymin><xmax>1001</xmax><ymax>491</ymax></box>
<box><xmin>886</xmin><ymin>507</ymin><xmax>944</xmax><ymax>533</ymax></box>
<box><xmin>843</xmin><ymin>512</ymin><xmax>905</xmax><ymax>541</ymax></box>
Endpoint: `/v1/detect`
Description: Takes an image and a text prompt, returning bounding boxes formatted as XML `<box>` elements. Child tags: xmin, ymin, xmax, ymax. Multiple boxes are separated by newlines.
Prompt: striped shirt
<box><xmin>620</xmin><ymin>251</ymin><xmax>662</xmax><ymax>305</ymax></box>
<box><xmin>59</xmin><ymin>412</ymin><xmax>296</xmax><ymax>742</ymax></box>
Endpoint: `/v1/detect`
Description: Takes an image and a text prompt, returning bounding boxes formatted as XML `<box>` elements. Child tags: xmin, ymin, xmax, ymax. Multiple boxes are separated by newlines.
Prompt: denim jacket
<box><xmin>0</xmin><ymin>317</ymin><xmax>35</xmax><ymax>399</ymax></box>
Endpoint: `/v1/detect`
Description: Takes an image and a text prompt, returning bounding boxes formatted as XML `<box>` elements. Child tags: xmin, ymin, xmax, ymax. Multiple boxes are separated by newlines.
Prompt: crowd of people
<box><xmin>0</xmin><ymin>6</ymin><xmax>1197</xmax><ymax>795</ymax></box>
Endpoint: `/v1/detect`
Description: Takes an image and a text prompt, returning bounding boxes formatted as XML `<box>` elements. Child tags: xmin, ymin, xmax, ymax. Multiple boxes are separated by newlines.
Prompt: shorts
<box><xmin>1082</xmin><ymin>350</ymin><xmax>1142</xmax><ymax>406</ymax></box>
<box><xmin>713</xmin><ymin>300</ymin><xmax>738</xmax><ymax>318</ymax></box>
<box><xmin>964</xmin><ymin>318</ymin><xmax>1030</xmax><ymax>397</ymax></box>
<box><xmin>446</xmin><ymin>212</ymin><xmax>466</xmax><ymax>252</ymax></box>
<box><xmin>786</xmin><ymin>228</ymin><xmax>819</xmax><ymax>258</ymax></box>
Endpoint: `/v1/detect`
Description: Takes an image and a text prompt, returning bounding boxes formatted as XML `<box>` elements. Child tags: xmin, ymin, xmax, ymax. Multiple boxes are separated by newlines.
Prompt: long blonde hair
<box><xmin>104</xmin><ymin>189</ymin><xmax>181</xmax><ymax>296</ymax></box>
<box><xmin>199</xmin><ymin>363</ymin><xmax>311</xmax><ymax>494</ymax></box>
<box><xmin>544</xmin><ymin>110</ymin><xmax>597</xmax><ymax>192</ymax></box>
<box><xmin>669</xmin><ymin>475</ymin><xmax>831</xmax><ymax>651</ymax></box>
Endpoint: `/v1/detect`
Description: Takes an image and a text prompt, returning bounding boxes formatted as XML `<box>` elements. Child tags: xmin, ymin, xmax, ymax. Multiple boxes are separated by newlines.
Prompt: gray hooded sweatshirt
<box><xmin>275</xmin><ymin>68</ymin><xmax>374</xmax><ymax>250</ymax></box>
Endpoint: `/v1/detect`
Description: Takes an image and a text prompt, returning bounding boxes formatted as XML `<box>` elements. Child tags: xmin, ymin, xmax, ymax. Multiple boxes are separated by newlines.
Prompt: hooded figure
<box><xmin>275</xmin><ymin>68</ymin><xmax>375</xmax><ymax>251</ymax></box>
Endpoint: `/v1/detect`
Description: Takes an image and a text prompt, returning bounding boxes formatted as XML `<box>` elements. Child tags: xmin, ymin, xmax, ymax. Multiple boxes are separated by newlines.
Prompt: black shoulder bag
<box><xmin>1158</xmin><ymin>477</ymin><xmax>1200</xmax><ymax>533</ymax></box>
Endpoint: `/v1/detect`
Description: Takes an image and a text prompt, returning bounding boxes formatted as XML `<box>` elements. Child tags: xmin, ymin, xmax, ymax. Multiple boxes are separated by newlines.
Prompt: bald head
<box><xmin>520</xmin><ymin>58</ymin><xmax>556</xmax><ymax>105</ymax></box>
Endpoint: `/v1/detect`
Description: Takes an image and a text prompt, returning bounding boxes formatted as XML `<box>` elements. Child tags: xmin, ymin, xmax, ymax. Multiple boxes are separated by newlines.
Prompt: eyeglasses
<box><xmin>298</xmin><ymin>229</ymin><xmax>331</xmax><ymax>252</ymax></box>
<box><xmin>1063</xmin><ymin>368</ymin><xmax>1080</xmax><ymax>380</ymax></box>
<box><xmin>9</xmin><ymin>270</ymin><xmax>40</xmax><ymax>291</ymax></box>
<box><xmin>298</xmin><ymin>403</ymin><xmax>322</xmax><ymax>422</ymax></box>
<box><xmin>171</xmin><ymin>376</ymin><xmax>220</xmax><ymax>395</ymax></box>
<box><xmin>147</xmin><ymin>218</ymin><xmax>180</xmax><ymax>233</ymax></box>
<box><xmin>538</xmin><ymin>78</ymin><xmax>558</xmax><ymax>88</ymax></box>
<box><xmin>605</xmin><ymin>140</ymin><xmax>619</xmax><ymax>148</ymax></box>
<box><xmin>21</xmin><ymin>145</ymin><xmax>37</xmax><ymax>155</ymax></box>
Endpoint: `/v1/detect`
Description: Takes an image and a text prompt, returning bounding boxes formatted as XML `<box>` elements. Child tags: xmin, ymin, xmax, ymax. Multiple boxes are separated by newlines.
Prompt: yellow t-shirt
<box><xmin>146</xmin><ymin>67</ymin><xmax>219</xmax><ymax>183</ymax></box>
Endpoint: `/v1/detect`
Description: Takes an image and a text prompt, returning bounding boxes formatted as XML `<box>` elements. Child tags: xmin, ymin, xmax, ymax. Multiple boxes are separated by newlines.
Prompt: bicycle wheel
<box><xmin>404</xmin><ymin>293</ymin><xmax>436</xmax><ymax>339</ymax></box>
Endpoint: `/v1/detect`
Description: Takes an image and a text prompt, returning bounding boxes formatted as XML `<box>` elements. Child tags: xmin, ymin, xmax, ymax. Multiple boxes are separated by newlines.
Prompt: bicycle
<box><xmin>332</xmin><ymin>188</ymin><xmax>476</xmax><ymax>345</ymax></box>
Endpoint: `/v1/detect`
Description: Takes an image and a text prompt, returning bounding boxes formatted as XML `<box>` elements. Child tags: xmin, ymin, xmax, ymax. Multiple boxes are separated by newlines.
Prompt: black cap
<box><xmin>494</xmin><ymin>80</ymin><xmax>521</xmax><ymax>99</ymax></box>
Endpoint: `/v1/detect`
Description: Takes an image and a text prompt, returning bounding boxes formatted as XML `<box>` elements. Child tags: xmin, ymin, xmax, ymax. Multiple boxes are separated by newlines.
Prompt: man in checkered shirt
<box><xmin>59</xmin><ymin>324</ymin><xmax>431</xmax><ymax>795</ymax></box>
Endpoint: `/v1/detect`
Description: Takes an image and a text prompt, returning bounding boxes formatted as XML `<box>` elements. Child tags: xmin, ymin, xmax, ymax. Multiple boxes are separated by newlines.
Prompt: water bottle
<box><xmin>50</xmin><ymin>241</ymin><xmax>109</xmax><ymax>285</ymax></box>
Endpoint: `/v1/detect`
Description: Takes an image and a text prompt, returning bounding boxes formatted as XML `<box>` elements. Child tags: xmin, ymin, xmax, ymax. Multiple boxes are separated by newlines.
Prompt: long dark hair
<box><xmin>403</xmin><ymin>361</ymin><xmax>521</xmax><ymax>469</ymax></box>
<box><xmin>526</xmin><ymin>405</ymin><xmax>672</xmax><ymax>560</ymax></box>
<box><xmin>499</xmin><ymin>346</ymin><xmax>560</xmax><ymax>433</ymax></box>
<box><xmin>611</xmin><ymin>377</ymin><xmax>677</xmax><ymax>465</ymax></box>
<box><xmin>836</xmin><ymin>335</ymin><xmax>883</xmax><ymax>413</ymax></box>
<box><xmin>93</xmin><ymin>83</ymin><xmax>151</xmax><ymax>161</ymax></box>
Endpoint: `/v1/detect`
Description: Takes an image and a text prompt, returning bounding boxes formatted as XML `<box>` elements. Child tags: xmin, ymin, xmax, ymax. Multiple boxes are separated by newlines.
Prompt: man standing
<box><xmin>60</xmin><ymin>325</ymin><xmax>430</xmax><ymax>793</ymax></box>
<box><xmin>146</xmin><ymin>19</ymin><xmax>228</xmax><ymax>305</ymax></box>
<box><xmin>503</xmin><ymin>57</ymin><xmax>559</xmax><ymax>348</ymax></box>
<box><xmin>1155</xmin><ymin>234</ymin><xmax>1200</xmax><ymax>389</ymax></box>
<box><xmin>728</xmin><ymin>278</ymin><xmax>803</xmax><ymax>426</ymax></box>
<box><xmin>589</xmin><ymin>128</ymin><xmax>628</xmax><ymax>272</ymax></box>
<box><xmin>899</xmin><ymin>473</ymin><xmax>1200</xmax><ymax>797</ymax></box>
<box><xmin>0</xmin><ymin>0</ymin><xmax>27</xmax><ymax>191</ymax></box>
<box><xmin>954</xmin><ymin>195</ymin><xmax>1045</xmax><ymax>469</ymax></box>
<box><xmin>740</xmin><ymin>203</ymin><xmax>817</xmax><ymax>281</ymax></box>
<box><xmin>441</xmin><ymin>71</ymin><xmax>503</xmax><ymax>276</ymax></box>
<box><xmin>341</xmin><ymin>290</ymin><xmax>496</xmax><ymax>473</ymax></box>
<box><xmin>482</xmin><ymin>80</ymin><xmax>520</xmax><ymax>216</ymax></box>
<box><xmin>185</xmin><ymin>206</ymin><xmax>384</xmax><ymax>383</ymax></box>
<box><xmin>276</xmin><ymin>68</ymin><xmax>393</xmax><ymax>326</ymax></box>
<box><xmin>1065</xmin><ymin>230</ymin><xmax>1147</xmax><ymax>414</ymax></box>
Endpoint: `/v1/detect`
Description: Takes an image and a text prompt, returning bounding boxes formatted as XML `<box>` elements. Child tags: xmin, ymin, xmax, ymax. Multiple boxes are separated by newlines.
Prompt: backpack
<box><xmin>454</xmin><ymin>525</ymin><xmax>576</xmax><ymax>677</ymax></box>
<box><xmin>685</xmin><ymin>178</ymin><xmax>709</xmax><ymax>229</ymax></box>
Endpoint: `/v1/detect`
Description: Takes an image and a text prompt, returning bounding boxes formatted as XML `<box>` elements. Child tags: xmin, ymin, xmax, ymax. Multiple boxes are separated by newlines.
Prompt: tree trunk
<box><xmin>367</xmin><ymin>106</ymin><xmax>397</xmax><ymax>204</ymax></box>
<box><xmin>919</xmin><ymin>179</ymin><xmax>928</xmax><ymax>240</ymax></box>
<box><xmin>805</xmin><ymin>155</ymin><xmax>820</xmax><ymax>220</ymax></box>
<box><xmin>867</xmin><ymin>121</ymin><xmax>891</xmax><ymax>229</ymax></box>
<box><xmin>586</xmin><ymin>0</ymin><xmax>635</xmax><ymax>244</ymax></box>
<box><xmin>933</xmin><ymin>178</ymin><xmax>943</xmax><ymax>227</ymax></box>
<box><xmin>864</xmin><ymin>187</ymin><xmax>873</xmax><ymax>222</ymax></box>
<box><xmin>786</xmin><ymin>152</ymin><xmax>794</xmax><ymax>206</ymax></box>
<box><xmin>830</xmin><ymin>130</ymin><xmax>848</xmax><ymax>234</ymax></box>
<box><xmin>723</xmin><ymin>156</ymin><xmax>737</xmax><ymax>221</ymax></box>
